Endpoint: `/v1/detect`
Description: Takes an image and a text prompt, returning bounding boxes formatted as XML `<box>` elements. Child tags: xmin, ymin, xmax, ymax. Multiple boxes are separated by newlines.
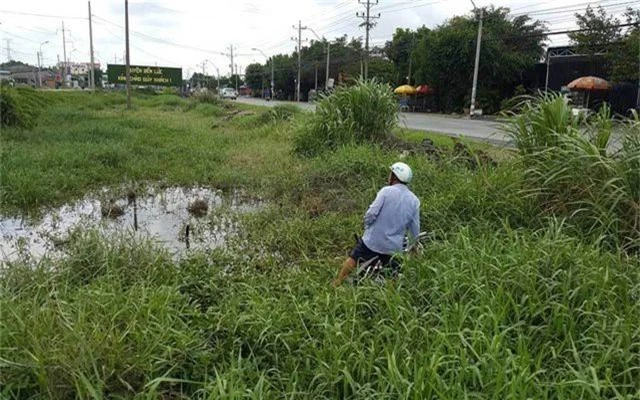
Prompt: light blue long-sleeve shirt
<box><xmin>362</xmin><ymin>183</ymin><xmax>421</xmax><ymax>255</ymax></box>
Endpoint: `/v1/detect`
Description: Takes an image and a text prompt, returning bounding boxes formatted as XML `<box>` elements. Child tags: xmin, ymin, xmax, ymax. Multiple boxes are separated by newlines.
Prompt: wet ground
<box><xmin>0</xmin><ymin>186</ymin><xmax>262</xmax><ymax>263</ymax></box>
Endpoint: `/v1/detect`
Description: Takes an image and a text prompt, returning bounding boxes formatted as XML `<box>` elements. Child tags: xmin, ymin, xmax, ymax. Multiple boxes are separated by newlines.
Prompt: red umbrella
<box><xmin>415</xmin><ymin>85</ymin><xmax>433</xmax><ymax>94</ymax></box>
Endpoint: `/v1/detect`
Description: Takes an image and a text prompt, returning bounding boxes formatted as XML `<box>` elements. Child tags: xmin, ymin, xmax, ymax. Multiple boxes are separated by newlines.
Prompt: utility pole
<box><xmin>314</xmin><ymin>62</ymin><xmax>318</xmax><ymax>90</ymax></box>
<box><xmin>125</xmin><ymin>0</ymin><xmax>132</xmax><ymax>109</ymax></box>
<box><xmin>292</xmin><ymin>20</ymin><xmax>307</xmax><ymax>102</ymax></box>
<box><xmin>226</xmin><ymin>45</ymin><xmax>234</xmax><ymax>77</ymax></box>
<box><xmin>407</xmin><ymin>35</ymin><xmax>415</xmax><ymax>85</ymax></box>
<box><xmin>37</xmin><ymin>51</ymin><xmax>42</xmax><ymax>87</ymax></box>
<box><xmin>88</xmin><ymin>1</ymin><xmax>95</xmax><ymax>90</ymax></box>
<box><xmin>469</xmin><ymin>1</ymin><xmax>483</xmax><ymax>117</ymax></box>
<box><xmin>4</xmin><ymin>39</ymin><xmax>11</xmax><ymax>61</ymax></box>
<box><xmin>201</xmin><ymin>60</ymin><xmax>206</xmax><ymax>88</ymax></box>
<box><xmin>545</xmin><ymin>49</ymin><xmax>551</xmax><ymax>93</ymax></box>
<box><xmin>57</xmin><ymin>54</ymin><xmax>62</xmax><ymax>86</ymax></box>
<box><xmin>270</xmin><ymin>59</ymin><xmax>274</xmax><ymax>96</ymax></box>
<box><xmin>62</xmin><ymin>22</ymin><xmax>68</xmax><ymax>86</ymax></box>
<box><xmin>235</xmin><ymin>64</ymin><xmax>238</xmax><ymax>91</ymax></box>
<box><xmin>325</xmin><ymin>42</ymin><xmax>330</xmax><ymax>90</ymax></box>
<box><xmin>636</xmin><ymin>23</ymin><xmax>640</xmax><ymax>110</ymax></box>
<box><xmin>357</xmin><ymin>0</ymin><xmax>380</xmax><ymax>80</ymax></box>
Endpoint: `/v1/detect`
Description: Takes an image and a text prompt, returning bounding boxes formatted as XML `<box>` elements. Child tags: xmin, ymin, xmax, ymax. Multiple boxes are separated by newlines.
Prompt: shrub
<box><xmin>133</xmin><ymin>86</ymin><xmax>158</xmax><ymax>96</ymax></box>
<box><xmin>257</xmin><ymin>104</ymin><xmax>301</xmax><ymax>125</ymax></box>
<box><xmin>145</xmin><ymin>93</ymin><xmax>183</xmax><ymax>109</ymax></box>
<box><xmin>294</xmin><ymin>79</ymin><xmax>398</xmax><ymax>156</ymax></box>
<box><xmin>193</xmin><ymin>90</ymin><xmax>223</xmax><ymax>106</ymax></box>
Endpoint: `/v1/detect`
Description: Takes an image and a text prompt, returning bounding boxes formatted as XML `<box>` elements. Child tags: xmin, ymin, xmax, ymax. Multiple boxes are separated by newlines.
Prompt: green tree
<box><xmin>245</xmin><ymin>63</ymin><xmax>264</xmax><ymax>90</ymax></box>
<box><xmin>569</xmin><ymin>6</ymin><xmax>622</xmax><ymax>59</ymax></box>
<box><xmin>392</xmin><ymin>6</ymin><xmax>546</xmax><ymax>113</ymax></box>
<box><xmin>384</xmin><ymin>28</ymin><xmax>422</xmax><ymax>85</ymax></box>
<box><xmin>367</xmin><ymin>56</ymin><xmax>396</xmax><ymax>85</ymax></box>
<box><xmin>569</xmin><ymin>5</ymin><xmax>622</xmax><ymax>76</ymax></box>
<box><xmin>247</xmin><ymin>36</ymin><xmax>390</xmax><ymax>101</ymax></box>
<box><xmin>271</xmin><ymin>54</ymin><xmax>296</xmax><ymax>100</ymax></box>
<box><xmin>189</xmin><ymin>73</ymin><xmax>219</xmax><ymax>90</ymax></box>
<box><xmin>609</xmin><ymin>8</ymin><xmax>640</xmax><ymax>83</ymax></box>
<box><xmin>92</xmin><ymin>68</ymin><xmax>103</xmax><ymax>87</ymax></box>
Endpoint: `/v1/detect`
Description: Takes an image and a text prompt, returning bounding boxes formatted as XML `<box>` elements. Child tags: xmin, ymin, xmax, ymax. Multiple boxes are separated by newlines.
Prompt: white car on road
<box><xmin>220</xmin><ymin>88</ymin><xmax>238</xmax><ymax>100</ymax></box>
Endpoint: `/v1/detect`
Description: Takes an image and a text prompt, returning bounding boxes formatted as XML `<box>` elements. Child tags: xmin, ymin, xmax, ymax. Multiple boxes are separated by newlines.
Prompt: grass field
<box><xmin>1</xmin><ymin>88</ymin><xmax>639</xmax><ymax>399</ymax></box>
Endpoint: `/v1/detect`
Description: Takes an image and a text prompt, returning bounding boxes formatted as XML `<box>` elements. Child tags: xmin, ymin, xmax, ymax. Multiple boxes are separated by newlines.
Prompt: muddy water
<box><xmin>0</xmin><ymin>187</ymin><xmax>262</xmax><ymax>263</ymax></box>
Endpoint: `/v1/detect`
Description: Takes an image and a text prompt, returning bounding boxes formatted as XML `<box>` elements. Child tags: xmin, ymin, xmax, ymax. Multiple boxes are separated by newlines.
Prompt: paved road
<box><xmin>236</xmin><ymin>97</ymin><xmax>512</xmax><ymax>147</ymax></box>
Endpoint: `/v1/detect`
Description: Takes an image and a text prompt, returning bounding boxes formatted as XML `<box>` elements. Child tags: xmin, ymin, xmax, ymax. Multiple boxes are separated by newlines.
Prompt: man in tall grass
<box><xmin>333</xmin><ymin>162</ymin><xmax>421</xmax><ymax>286</ymax></box>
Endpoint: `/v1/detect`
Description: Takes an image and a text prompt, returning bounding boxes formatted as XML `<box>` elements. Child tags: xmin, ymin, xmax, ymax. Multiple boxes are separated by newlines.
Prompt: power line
<box><xmin>91</xmin><ymin>14</ymin><xmax>226</xmax><ymax>55</ymax></box>
<box><xmin>92</xmin><ymin>20</ymin><xmax>176</xmax><ymax>66</ymax></box>
<box><xmin>511</xmin><ymin>0</ymin><xmax>639</xmax><ymax>17</ymax></box>
<box><xmin>510</xmin><ymin>0</ymin><xmax>624</xmax><ymax>13</ymax></box>
<box><xmin>8</xmin><ymin>25</ymin><xmax>57</xmax><ymax>36</ymax></box>
<box><xmin>0</xmin><ymin>9</ymin><xmax>86</xmax><ymax>20</ymax></box>
<box><xmin>3</xmin><ymin>31</ymin><xmax>41</xmax><ymax>44</ymax></box>
<box><xmin>374</xmin><ymin>0</ymin><xmax>446</xmax><ymax>15</ymax></box>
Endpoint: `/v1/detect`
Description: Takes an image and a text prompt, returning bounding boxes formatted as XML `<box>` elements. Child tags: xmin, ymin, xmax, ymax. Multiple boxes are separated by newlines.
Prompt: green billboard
<box><xmin>107</xmin><ymin>64</ymin><xmax>182</xmax><ymax>87</ymax></box>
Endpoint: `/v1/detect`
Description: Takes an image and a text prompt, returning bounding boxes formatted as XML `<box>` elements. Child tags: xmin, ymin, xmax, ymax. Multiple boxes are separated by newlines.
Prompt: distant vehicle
<box><xmin>221</xmin><ymin>87</ymin><xmax>237</xmax><ymax>100</ymax></box>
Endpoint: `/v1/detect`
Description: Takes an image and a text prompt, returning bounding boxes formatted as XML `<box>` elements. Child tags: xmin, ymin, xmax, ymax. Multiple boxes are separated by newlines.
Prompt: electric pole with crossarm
<box><xmin>357</xmin><ymin>0</ymin><xmax>380</xmax><ymax>80</ymax></box>
<box><xmin>292</xmin><ymin>20</ymin><xmax>308</xmax><ymax>102</ymax></box>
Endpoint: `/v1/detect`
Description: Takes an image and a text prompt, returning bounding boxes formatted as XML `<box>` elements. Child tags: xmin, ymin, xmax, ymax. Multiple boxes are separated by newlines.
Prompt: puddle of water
<box><xmin>0</xmin><ymin>186</ymin><xmax>262</xmax><ymax>263</ymax></box>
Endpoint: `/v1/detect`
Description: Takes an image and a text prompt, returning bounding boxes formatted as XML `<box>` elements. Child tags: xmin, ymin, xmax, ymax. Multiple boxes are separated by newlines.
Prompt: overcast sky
<box><xmin>1</xmin><ymin>0</ymin><xmax>636</xmax><ymax>78</ymax></box>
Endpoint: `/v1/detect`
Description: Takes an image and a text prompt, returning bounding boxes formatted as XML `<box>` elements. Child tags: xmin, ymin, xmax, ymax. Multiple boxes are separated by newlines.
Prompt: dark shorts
<box><xmin>350</xmin><ymin>240</ymin><xmax>401</xmax><ymax>278</ymax></box>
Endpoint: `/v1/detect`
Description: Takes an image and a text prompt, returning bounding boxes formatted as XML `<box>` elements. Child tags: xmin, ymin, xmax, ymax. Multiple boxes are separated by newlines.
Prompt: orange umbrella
<box><xmin>567</xmin><ymin>76</ymin><xmax>612</xmax><ymax>91</ymax></box>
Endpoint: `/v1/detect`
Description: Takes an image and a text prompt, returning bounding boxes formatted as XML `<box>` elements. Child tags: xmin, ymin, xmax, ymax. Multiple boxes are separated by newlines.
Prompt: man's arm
<box><xmin>364</xmin><ymin>187</ymin><xmax>387</xmax><ymax>227</ymax></box>
<box><xmin>408</xmin><ymin>200</ymin><xmax>421</xmax><ymax>243</ymax></box>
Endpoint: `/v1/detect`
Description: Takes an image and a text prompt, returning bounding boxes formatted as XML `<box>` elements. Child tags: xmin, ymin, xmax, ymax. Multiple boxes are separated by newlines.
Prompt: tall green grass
<box><xmin>2</xmin><ymin>224</ymin><xmax>639</xmax><ymax>398</ymax></box>
<box><xmin>0</xmin><ymin>87</ymin><xmax>51</xmax><ymax>128</ymax></box>
<box><xmin>294</xmin><ymin>79</ymin><xmax>398</xmax><ymax>156</ymax></box>
<box><xmin>503</xmin><ymin>94</ymin><xmax>640</xmax><ymax>252</ymax></box>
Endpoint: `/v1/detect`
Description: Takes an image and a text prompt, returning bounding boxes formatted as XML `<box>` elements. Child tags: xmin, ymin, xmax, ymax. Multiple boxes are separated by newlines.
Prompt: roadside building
<box><xmin>535</xmin><ymin>45</ymin><xmax>638</xmax><ymax>115</ymax></box>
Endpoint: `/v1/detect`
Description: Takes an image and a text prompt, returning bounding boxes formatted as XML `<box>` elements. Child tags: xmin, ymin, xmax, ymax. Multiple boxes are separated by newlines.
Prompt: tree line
<box><xmin>209</xmin><ymin>4</ymin><xmax>638</xmax><ymax>112</ymax></box>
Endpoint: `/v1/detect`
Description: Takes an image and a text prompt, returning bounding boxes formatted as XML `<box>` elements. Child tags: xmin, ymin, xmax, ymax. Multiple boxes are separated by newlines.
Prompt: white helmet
<box><xmin>390</xmin><ymin>162</ymin><xmax>413</xmax><ymax>183</ymax></box>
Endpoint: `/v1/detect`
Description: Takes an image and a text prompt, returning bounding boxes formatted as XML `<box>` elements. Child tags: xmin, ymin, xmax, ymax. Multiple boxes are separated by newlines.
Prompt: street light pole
<box><xmin>305</xmin><ymin>27</ymin><xmax>332</xmax><ymax>91</ymax></box>
<box><xmin>37</xmin><ymin>51</ymin><xmax>41</xmax><ymax>87</ymax></box>
<box><xmin>469</xmin><ymin>0</ymin><xmax>483</xmax><ymax>118</ymax></box>
<box><xmin>251</xmin><ymin>47</ymin><xmax>274</xmax><ymax>96</ymax></box>
<box><xmin>203</xmin><ymin>59</ymin><xmax>219</xmax><ymax>90</ymax></box>
<box><xmin>124</xmin><ymin>0</ymin><xmax>132</xmax><ymax>110</ymax></box>
<box><xmin>38</xmin><ymin>41</ymin><xmax>49</xmax><ymax>87</ymax></box>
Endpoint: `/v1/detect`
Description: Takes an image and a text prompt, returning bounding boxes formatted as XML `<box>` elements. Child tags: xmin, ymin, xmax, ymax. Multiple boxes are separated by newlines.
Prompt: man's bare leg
<box><xmin>332</xmin><ymin>257</ymin><xmax>357</xmax><ymax>287</ymax></box>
